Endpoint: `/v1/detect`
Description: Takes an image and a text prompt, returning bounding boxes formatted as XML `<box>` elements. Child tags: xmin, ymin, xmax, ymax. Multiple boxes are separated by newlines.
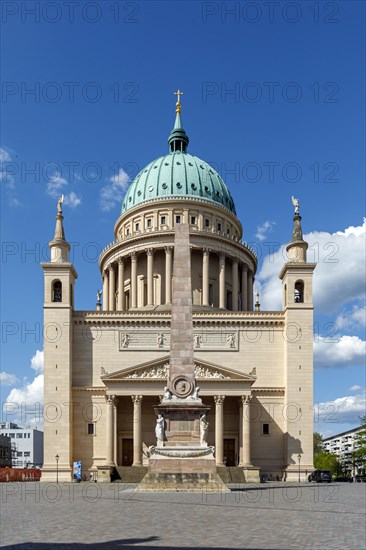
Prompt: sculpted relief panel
<box><xmin>119</xmin><ymin>330</ymin><xmax>239</xmax><ymax>351</ymax></box>
<box><xmin>122</xmin><ymin>363</ymin><xmax>231</xmax><ymax>380</ymax></box>
<box><xmin>119</xmin><ymin>331</ymin><xmax>170</xmax><ymax>350</ymax></box>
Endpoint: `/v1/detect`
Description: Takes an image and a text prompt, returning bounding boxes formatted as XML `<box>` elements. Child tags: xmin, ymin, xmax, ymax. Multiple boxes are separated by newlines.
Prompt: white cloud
<box><xmin>257</xmin><ymin>219</ymin><xmax>366</xmax><ymax>313</ymax></box>
<box><xmin>63</xmin><ymin>191</ymin><xmax>81</xmax><ymax>208</ymax></box>
<box><xmin>47</xmin><ymin>171</ymin><xmax>68</xmax><ymax>198</ymax></box>
<box><xmin>100</xmin><ymin>168</ymin><xmax>130</xmax><ymax>211</ymax></box>
<box><xmin>5</xmin><ymin>374</ymin><xmax>44</xmax><ymax>407</ymax></box>
<box><xmin>0</xmin><ymin>146</ymin><xmax>20</xmax><ymax>206</ymax></box>
<box><xmin>3</xmin><ymin>374</ymin><xmax>44</xmax><ymax>428</ymax></box>
<box><xmin>316</xmin><ymin>391</ymin><xmax>366</xmax><ymax>426</ymax></box>
<box><xmin>0</xmin><ymin>372</ymin><xmax>18</xmax><ymax>386</ymax></box>
<box><xmin>46</xmin><ymin>171</ymin><xmax>81</xmax><ymax>208</ymax></box>
<box><xmin>3</xmin><ymin>350</ymin><xmax>44</xmax><ymax>427</ymax></box>
<box><xmin>314</xmin><ymin>335</ymin><xmax>366</xmax><ymax>369</ymax></box>
<box><xmin>255</xmin><ymin>221</ymin><xmax>276</xmax><ymax>241</ymax></box>
<box><xmin>30</xmin><ymin>350</ymin><xmax>44</xmax><ymax>373</ymax></box>
<box><xmin>0</xmin><ymin>146</ymin><xmax>12</xmax><ymax>163</ymax></box>
<box><xmin>336</xmin><ymin>303</ymin><xmax>366</xmax><ymax>331</ymax></box>
<box><xmin>350</xmin><ymin>385</ymin><xmax>363</xmax><ymax>391</ymax></box>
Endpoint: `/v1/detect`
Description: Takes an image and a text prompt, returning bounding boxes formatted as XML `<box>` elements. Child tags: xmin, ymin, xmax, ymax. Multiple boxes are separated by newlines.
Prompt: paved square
<box><xmin>1</xmin><ymin>482</ymin><xmax>365</xmax><ymax>549</ymax></box>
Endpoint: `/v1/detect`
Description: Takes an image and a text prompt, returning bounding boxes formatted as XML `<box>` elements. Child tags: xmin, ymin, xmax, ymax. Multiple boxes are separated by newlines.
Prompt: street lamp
<box><xmin>55</xmin><ymin>454</ymin><xmax>59</xmax><ymax>484</ymax></box>
<box><xmin>297</xmin><ymin>453</ymin><xmax>301</xmax><ymax>483</ymax></box>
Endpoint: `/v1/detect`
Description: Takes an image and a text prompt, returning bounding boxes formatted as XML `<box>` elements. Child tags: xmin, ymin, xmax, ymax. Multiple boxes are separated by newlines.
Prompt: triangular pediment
<box><xmin>100</xmin><ymin>356</ymin><xmax>256</xmax><ymax>383</ymax></box>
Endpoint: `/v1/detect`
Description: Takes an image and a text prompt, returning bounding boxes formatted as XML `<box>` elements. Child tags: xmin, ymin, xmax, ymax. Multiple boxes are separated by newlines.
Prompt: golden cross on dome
<box><xmin>174</xmin><ymin>89</ymin><xmax>183</xmax><ymax>113</ymax></box>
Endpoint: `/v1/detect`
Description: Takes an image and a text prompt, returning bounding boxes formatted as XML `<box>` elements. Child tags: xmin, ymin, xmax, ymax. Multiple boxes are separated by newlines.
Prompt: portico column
<box><xmin>241</xmin><ymin>265</ymin><xmax>248</xmax><ymax>311</ymax></box>
<box><xmin>202</xmin><ymin>248</ymin><xmax>210</xmax><ymax>306</ymax></box>
<box><xmin>248</xmin><ymin>271</ymin><xmax>254</xmax><ymax>311</ymax></box>
<box><xmin>117</xmin><ymin>259</ymin><xmax>125</xmax><ymax>311</ymax></box>
<box><xmin>232</xmin><ymin>259</ymin><xmax>239</xmax><ymax>311</ymax></box>
<box><xmin>146</xmin><ymin>248</ymin><xmax>154</xmax><ymax>306</ymax></box>
<box><xmin>102</xmin><ymin>270</ymin><xmax>109</xmax><ymax>311</ymax></box>
<box><xmin>109</xmin><ymin>264</ymin><xmax>115</xmax><ymax>311</ymax></box>
<box><xmin>219</xmin><ymin>253</ymin><xmax>226</xmax><ymax>309</ymax></box>
<box><xmin>105</xmin><ymin>395</ymin><xmax>115</xmax><ymax>466</ymax></box>
<box><xmin>214</xmin><ymin>395</ymin><xmax>225</xmax><ymax>466</ymax></box>
<box><xmin>131</xmin><ymin>395</ymin><xmax>143</xmax><ymax>466</ymax></box>
<box><xmin>240</xmin><ymin>395</ymin><xmax>252</xmax><ymax>466</ymax></box>
<box><xmin>130</xmin><ymin>252</ymin><xmax>137</xmax><ymax>308</ymax></box>
<box><xmin>165</xmin><ymin>246</ymin><xmax>173</xmax><ymax>304</ymax></box>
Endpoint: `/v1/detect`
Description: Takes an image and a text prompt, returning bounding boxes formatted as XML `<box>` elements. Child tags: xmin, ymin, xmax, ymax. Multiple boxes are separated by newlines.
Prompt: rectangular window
<box><xmin>88</xmin><ymin>423</ymin><xmax>95</xmax><ymax>435</ymax></box>
<box><xmin>16</xmin><ymin>433</ymin><xmax>22</xmax><ymax>438</ymax></box>
<box><xmin>9</xmin><ymin>433</ymin><xmax>14</xmax><ymax>438</ymax></box>
<box><xmin>24</xmin><ymin>452</ymin><xmax>30</xmax><ymax>457</ymax></box>
<box><xmin>161</xmin><ymin>216</ymin><xmax>166</xmax><ymax>225</ymax></box>
<box><xmin>205</xmin><ymin>218</ymin><xmax>210</xmax><ymax>228</ymax></box>
<box><xmin>135</xmin><ymin>223</ymin><xmax>140</xmax><ymax>231</ymax></box>
<box><xmin>217</xmin><ymin>223</ymin><xmax>221</xmax><ymax>232</ymax></box>
<box><xmin>262</xmin><ymin>423</ymin><xmax>270</xmax><ymax>436</ymax></box>
<box><xmin>175</xmin><ymin>215</ymin><xmax>181</xmax><ymax>223</ymax></box>
<box><xmin>28</xmin><ymin>433</ymin><xmax>31</xmax><ymax>438</ymax></box>
<box><xmin>146</xmin><ymin>218</ymin><xmax>152</xmax><ymax>228</ymax></box>
<box><xmin>191</xmin><ymin>216</ymin><xmax>196</xmax><ymax>225</ymax></box>
<box><xmin>17</xmin><ymin>451</ymin><xmax>23</xmax><ymax>457</ymax></box>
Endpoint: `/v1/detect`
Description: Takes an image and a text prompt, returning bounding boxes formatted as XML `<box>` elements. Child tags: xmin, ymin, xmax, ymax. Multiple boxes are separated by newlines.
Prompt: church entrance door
<box><xmin>122</xmin><ymin>439</ymin><xmax>133</xmax><ymax>466</ymax></box>
<box><xmin>224</xmin><ymin>438</ymin><xmax>236</xmax><ymax>466</ymax></box>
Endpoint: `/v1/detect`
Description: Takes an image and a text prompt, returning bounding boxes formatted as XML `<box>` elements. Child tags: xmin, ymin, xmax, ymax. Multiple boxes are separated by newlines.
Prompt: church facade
<box><xmin>41</xmin><ymin>99</ymin><xmax>315</xmax><ymax>483</ymax></box>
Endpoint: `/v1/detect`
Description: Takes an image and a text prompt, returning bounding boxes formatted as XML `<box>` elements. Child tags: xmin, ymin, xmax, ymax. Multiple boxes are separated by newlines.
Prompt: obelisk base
<box><xmin>138</xmin><ymin>399</ymin><xmax>229</xmax><ymax>492</ymax></box>
<box><xmin>139</xmin><ymin>445</ymin><xmax>228</xmax><ymax>492</ymax></box>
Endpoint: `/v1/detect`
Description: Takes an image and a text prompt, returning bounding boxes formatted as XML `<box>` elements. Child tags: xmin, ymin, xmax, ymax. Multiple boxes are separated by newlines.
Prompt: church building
<box><xmin>41</xmin><ymin>96</ymin><xmax>315</xmax><ymax>483</ymax></box>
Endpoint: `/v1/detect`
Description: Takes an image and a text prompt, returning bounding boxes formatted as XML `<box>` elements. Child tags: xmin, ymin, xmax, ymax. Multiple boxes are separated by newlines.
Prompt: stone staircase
<box><xmin>113</xmin><ymin>466</ymin><xmax>148</xmax><ymax>483</ymax></box>
<box><xmin>217</xmin><ymin>467</ymin><xmax>246</xmax><ymax>484</ymax></box>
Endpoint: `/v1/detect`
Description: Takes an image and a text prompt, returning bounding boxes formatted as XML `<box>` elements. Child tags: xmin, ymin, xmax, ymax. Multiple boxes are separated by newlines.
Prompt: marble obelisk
<box><xmin>168</xmin><ymin>222</ymin><xmax>196</xmax><ymax>398</ymax></box>
<box><xmin>138</xmin><ymin>223</ymin><xmax>229</xmax><ymax>490</ymax></box>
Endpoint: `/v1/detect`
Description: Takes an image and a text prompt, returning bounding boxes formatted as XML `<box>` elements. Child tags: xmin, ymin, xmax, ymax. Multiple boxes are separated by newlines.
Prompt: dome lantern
<box><xmin>168</xmin><ymin>89</ymin><xmax>189</xmax><ymax>153</ymax></box>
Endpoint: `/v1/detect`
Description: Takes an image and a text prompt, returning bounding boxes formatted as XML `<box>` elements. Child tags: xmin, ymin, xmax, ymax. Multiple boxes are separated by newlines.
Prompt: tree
<box><xmin>349</xmin><ymin>415</ymin><xmax>366</xmax><ymax>476</ymax></box>
<box><xmin>313</xmin><ymin>432</ymin><xmax>323</xmax><ymax>454</ymax></box>
<box><xmin>313</xmin><ymin>432</ymin><xmax>342</xmax><ymax>476</ymax></box>
<box><xmin>314</xmin><ymin>451</ymin><xmax>342</xmax><ymax>476</ymax></box>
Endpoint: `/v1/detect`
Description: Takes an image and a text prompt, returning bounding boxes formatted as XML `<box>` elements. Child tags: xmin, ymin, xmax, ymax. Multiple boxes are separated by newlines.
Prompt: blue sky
<box><xmin>1</xmin><ymin>1</ymin><xmax>365</xmax><ymax>437</ymax></box>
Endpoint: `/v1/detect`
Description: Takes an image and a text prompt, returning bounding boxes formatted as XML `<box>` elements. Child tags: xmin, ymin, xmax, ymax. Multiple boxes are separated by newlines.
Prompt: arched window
<box><xmin>52</xmin><ymin>280</ymin><xmax>62</xmax><ymax>302</ymax></box>
<box><xmin>294</xmin><ymin>281</ymin><xmax>304</xmax><ymax>303</ymax></box>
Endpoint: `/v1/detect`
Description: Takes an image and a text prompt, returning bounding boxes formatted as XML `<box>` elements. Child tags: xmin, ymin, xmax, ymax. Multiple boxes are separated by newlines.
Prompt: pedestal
<box><xmin>97</xmin><ymin>465</ymin><xmax>113</xmax><ymax>483</ymax></box>
<box><xmin>139</xmin><ymin>398</ymin><xmax>229</xmax><ymax>492</ymax></box>
<box><xmin>243</xmin><ymin>466</ymin><xmax>260</xmax><ymax>483</ymax></box>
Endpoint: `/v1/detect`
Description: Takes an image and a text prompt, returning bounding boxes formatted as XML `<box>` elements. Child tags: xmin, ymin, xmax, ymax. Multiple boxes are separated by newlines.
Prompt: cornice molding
<box><xmin>99</xmin><ymin>227</ymin><xmax>258</xmax><ymax>271</ymax></box>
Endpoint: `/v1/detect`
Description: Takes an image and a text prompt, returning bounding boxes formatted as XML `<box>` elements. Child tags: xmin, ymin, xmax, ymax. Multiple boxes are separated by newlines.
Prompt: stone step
<box><xmin>138</xmin><ymin>472</ymin><xmax>230</xmax><ymax>492</ymax></box>
<box><xmin>217</xmin><ymin>467</ymin><xmax>246</xmax><ymax>484</ymax></box>
<box><xmin>114</xmin><ymin>466</ymin><xmax>148</xmax><ymax>483</ymax></box>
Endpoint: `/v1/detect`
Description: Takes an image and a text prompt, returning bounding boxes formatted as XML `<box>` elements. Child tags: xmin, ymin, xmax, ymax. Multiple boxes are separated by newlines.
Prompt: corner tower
<box><xmin>280</xmin><ymin>197</ymin><xmax>316</xmax><ymax>481</ymax></box>
<box><xmin>41</xmin><ymin>197</ymin><xmax>77</xmax><ymax>482</ymax></box>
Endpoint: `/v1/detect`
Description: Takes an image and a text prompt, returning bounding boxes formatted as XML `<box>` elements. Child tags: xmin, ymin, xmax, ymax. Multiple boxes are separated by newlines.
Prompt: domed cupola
<box><xmin>120</xmin><ymin>93</ymin><xmax>237</xmax><ymax>216</ymax></box>
<box><xmin>102</xmin><ymin>92</ymin><xmax>257</xmax><ymax>315</ymax></box>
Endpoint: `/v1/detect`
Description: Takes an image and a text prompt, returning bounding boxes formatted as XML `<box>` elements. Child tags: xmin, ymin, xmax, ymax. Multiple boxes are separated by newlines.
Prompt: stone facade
<box><xmin>41</xmin><ymin>110</ymin><xmax>315</xmax><ymax>483</ymax></box>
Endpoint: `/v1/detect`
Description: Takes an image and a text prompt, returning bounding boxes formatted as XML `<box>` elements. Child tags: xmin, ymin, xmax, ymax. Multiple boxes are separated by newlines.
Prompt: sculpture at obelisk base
<box><xmin>139</xmin><ymin>223</ymin><xmax>228</xmax><ymax>491</ymax></box>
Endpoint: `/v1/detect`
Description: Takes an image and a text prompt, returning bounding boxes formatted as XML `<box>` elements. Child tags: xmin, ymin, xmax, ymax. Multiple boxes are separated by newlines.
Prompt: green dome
<box><xmin>121</xmin><ymin>152</ymin><xmax>236</xmax><ymax>215</ymax></box>
<box><xmin>121</xmin><ymin>107</ymin><xmax>236</xmax><ymax>216</ymax></box>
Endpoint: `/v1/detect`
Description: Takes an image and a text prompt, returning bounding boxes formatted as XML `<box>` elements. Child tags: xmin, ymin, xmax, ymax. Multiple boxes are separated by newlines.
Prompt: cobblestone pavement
<box><xmin>0</xmin><ymin>482</ymin><xmax>365</xmax><ymax>549</ymax></box>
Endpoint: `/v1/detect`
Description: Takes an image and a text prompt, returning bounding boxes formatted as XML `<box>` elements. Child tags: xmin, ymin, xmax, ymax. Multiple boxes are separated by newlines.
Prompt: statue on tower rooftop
<box><xmin>291</xmin><ymin>195</ymin><xmax>300</xmax><ymax>215</ymax></box>
<box><xmin>57</xmin><ymin>194</ymin><xmax>64</xmax><ymax>214</ymax></box>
